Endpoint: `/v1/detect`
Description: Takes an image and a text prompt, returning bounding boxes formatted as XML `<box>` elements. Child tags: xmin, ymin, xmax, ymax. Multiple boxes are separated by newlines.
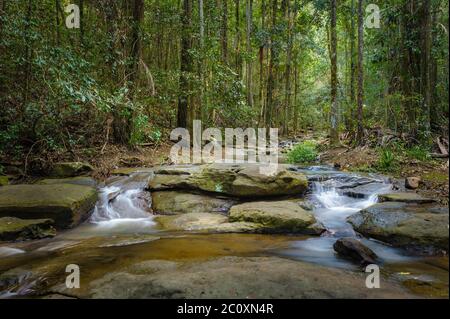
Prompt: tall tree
<box><xmin>245</xmin><ymin>0</ymin><xmax>254</xmax><ymax>108</ymax></box>
<box><xmin>329</xmin><ymin>0</ymin><xmax>339</xmax><ymax>145</ymax></box>
<box><xmin>283</xmin><ymin>0</ymin><xmax>294</xmax><ymax>135</ymax></box>
<box><xmin>356</xmin><ymin>0</ymin><xmax>364</xmax><ymax>143</ymax></box>
<box><xmin>221</xmin><ymin>0</ymin><xmax>229</xmax><ymax>64</ymax></box>
<box><xmin>177</xmin><ymin>0</ymin><xmax>193</xmax><ymax>128</ymax></box>
<box><xmin>265</xmin><ymin>0</ymin><xmax>278</xmax><ymax>127</ymax></box>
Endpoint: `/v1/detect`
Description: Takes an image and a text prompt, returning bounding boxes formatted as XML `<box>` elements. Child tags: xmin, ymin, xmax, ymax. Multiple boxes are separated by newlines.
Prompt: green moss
<box><xmin>0</xmin><ymin>176</ymin><xmax>9</xmax><ymax>187</ymax></box>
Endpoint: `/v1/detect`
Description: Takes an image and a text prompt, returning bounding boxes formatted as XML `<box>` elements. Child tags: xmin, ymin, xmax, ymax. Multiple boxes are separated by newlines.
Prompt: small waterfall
<box><xmin>90</xmin><ymin>172</ymin><xmax>155</xmax><ymax>228</ymax></box>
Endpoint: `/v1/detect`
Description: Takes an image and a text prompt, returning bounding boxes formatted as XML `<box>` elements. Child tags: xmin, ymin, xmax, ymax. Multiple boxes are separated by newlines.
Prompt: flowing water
<box><xmin>0</xmin><ymin>166</ymin><xmax>448</xmax><ymax>298</ymax></box>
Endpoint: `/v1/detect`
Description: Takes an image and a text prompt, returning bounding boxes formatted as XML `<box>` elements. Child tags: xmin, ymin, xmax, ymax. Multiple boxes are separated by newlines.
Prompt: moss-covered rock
<box><xmin>0</xmin><ymin>217</ymin><xmax>56</xmax><ymax>241</ymax></box>
<box><xmin>378</xmin><ymin>192</ymin><xmax>436</xmax><ymax>204</ymax></box>
<box><xmin>155</xmin><ymin>213</ymin><xmax>260</xmax><ymax>233</ymax></box>
<box><xmin>149</xmin><ymin>163</ymin><xmax>308</xmax><ymax>198</ymax></box>
<box><xmin>37</xmin><ymin>176</ymin><xmax>97</xmax><ymax>187</ymax></box>
<box><xmin>0</xmin><ymin>184</ymin><xmax>98</xmax><ymax>229</ymax></box>
<box><xmin>50</xmin><ymin>162</ymin><xmax>94</xmax><ymax>178</ymax></box>
<box><xmin>229</xmin><ymin>201</ymin><xmax>325</xmax><ymax>234</ymax></box>
<box><xmin>347</xmin><ymin>202</ymin><xmax>449</xmax><ymax>253</ymax></box>
<box><xmin>0</xmin><ymin>176</ymin><xmax>9</xmax><ymax>187</ymax></box>
<box><xmin>151</xmin><ymin>191</ymin><xmax>236</xmax><ymax>215</ymax></box>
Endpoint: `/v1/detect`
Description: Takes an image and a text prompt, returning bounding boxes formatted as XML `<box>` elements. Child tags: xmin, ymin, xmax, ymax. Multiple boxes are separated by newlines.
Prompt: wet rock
<box><xmin>37</xmin><ymin>176</ymin><xmax>97</xmax><ymax>187</ymax></box>
<box><xmin>149</xmin><ymin>163</ymin><xmax>308</xmax><ymax>198</ymax></box>
<box><xmin>333</xmin><ymin>238</ymin><xmax>378</xmax><ymax>266</ymax></box>
<box><xmin>0</xmin><ymin>217</ymin><xmax>56</xmax><ymax>241</ymax></box>
<box><xmin>0</xmin><ymin>176</ymin><xmax>9</xmax><ymax>187</ymax></box>
<box><xmin>0</xmin><ymin>184</ymin><xmax>98</xmax><ymax>229</ymax></box>
<box><xmin>111</xmin><ymin>167</ymin><xmax>153</xmax><ymax>176</ymax></box>
<box><xmin>151</xmin><ymin>191</ymin><xmax>236</xmax><ymax>215</ymax></box>
<box><xmin>347</xmin><ymin>202</ymin><xmax>449</xmax><ymax>253</ymax></box>
<box><xmin>378</xmin><ymin>192</ymin><xmax>436</xmax><ymax>204</ymax></box>
<box><xmin>229</xmin><ymin>201</ymin><xmax>325</xmax><ymax>234</ymax></box>
<box><xmin>156</xmin><ymin>213</ymin><xmax>227</xmax><ymax>231</ymax></box>
<box><xmin>68</xmin><ymin>256</ymin><xmax>413</xmax><ymax>298</ymax></box>
<box><xmin>342</xmin><ymin>183</ymin><xmax>391</xmax><ymax>199</ymax></box>
<box><xmin>405</xmin><ymin>177</ymin><xmax>421</xmax><ymax>190</ymax></box>
<box><xmin>50</xmin><ymin>162</ymin><xmax>94</xmax><ymax>178</ymax></box>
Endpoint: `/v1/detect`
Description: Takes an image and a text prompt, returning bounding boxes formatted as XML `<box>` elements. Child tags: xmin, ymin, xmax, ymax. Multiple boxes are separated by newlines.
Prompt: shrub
<box><xmin>287</xmin><ymin>141</ymin><xmax>318</xmax><ymax>164</ymax></box>
<box><xmin>406</xmin><ymin>146</ymin><xmax>431</xmax><ymax>161</ymax></box>
<box><xmin>377</xmin><ymin>148</ymin><xmax>397</xmax><ymax>171</ymax></box>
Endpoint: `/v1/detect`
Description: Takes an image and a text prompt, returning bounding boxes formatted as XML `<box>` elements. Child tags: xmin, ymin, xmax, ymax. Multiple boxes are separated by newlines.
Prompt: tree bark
<box><xmin>246</xmin><ymin>0</ymin><xmax>253</xmax><ymax>108</ymax></box>
<box><xmin>177</xmin><ymin>0</ymin><xmax>193</xmax><ymax>128</ymax></box>
<box><xmin>221</xmin><ymin>0</ymin><xmax>228</xmax><ymax>64</ymax></box>
<box><xmin>356</xmin><ymin>0</ymin><xmax>364</xmax><ymax>144</ymax></box>
<box><xmin>265</xmin><ymin>0</ymin><xmax>277</xmax><ymax>128</ymax></box>
<box><xmin>329</xmin><ymin>0</ymin><xmax>339</xmax><ymax>145</ymax></box>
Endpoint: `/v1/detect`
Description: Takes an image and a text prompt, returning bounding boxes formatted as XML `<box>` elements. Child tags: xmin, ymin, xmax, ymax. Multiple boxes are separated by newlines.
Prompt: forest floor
<box><xmin>2</xmin><ymin>134</ymin><xmax>448</xmax><ymax>205</ymax></box>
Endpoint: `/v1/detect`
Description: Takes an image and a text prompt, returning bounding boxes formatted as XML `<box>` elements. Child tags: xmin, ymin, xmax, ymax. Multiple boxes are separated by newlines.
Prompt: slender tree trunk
<box><xmin>329</xmin><ymin>0</ymin><xmax>339</xmax><ymax>145</ymax></box>
<box><xmin>78</xmin><ymin>0</ymin><xmax>84</xmax><ymax>47</ymax></box>
<box><xmin>350</xmin><ymin>0</ymin><xmax>356</xmax><ymax>126</ymax></box>
<box><xmin>420</xmin><ymin>0</ymin><xmax>431</xmax><ymax>133</ymax></box>
<box><xmin>235</xmin><ymin>0</ymin><xmax>242</xmax><ymax>76</ymax></box>
<box><xmin>177</xmin><ymin>0</ymin><xmax>193</xmax><ymax>128</ymax></box>
<box><xmin>221</xmin><ymin>0</ymin><xmax>228</xmax><ymax>64</ymax></box>
<box><xmin>245</xmin><ymin>0</ymin><xmax>253</xmax><ymax>108</ymax></box>
<box><xmin>258</xmin><ymin>0</ymin><xmax>266</xmax><ymax>124</ymax></box>
<box><xmin>199</xmin><ymin>0</ymin><xmax>205</xmax><ymax>121</ymax></box>
<box><xmin>283</xmin><ymin>0</ymin><xmax>294</xmax><ymax>136</ymax></box>
<box><xmin>356</xmin><ymin>0</ymin><xmax>364</xmax><ymax>144</ymax></box>
<box><xmin>265</xmin><ymin>0</ymin><xmax>277</xmax><ymax>128</ymax></box>
<box><xmin>429</xmin><ymin>8</ymin><xmax>438</xmax><ymax>131</ymax></box>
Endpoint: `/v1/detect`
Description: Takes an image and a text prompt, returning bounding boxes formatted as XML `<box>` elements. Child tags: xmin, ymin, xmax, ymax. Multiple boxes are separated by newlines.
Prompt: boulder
<box><xmin>0</xmin><ymin>184</ymin><xmax>98</xmax><ymax>229</ymax></box>
<box><xmin>405</xmin><ymin>177</ymin><xmax>421</xmax><ymax>190</ymax></box>
<box><xmin>0</xmin><ymin>176</ymin><xmax>9</xmax><ymax>187</ymax></box>
<box><xmin>155</xmin><ymin>213</ymin><xmax>260</xmax><ymax>233</ymax></box>
<box><xmin>342</xmin><ymin>183</ymin><xmax>392</xmax><ymax>199</ymax></box>
<box><xmin>333</xmin><ymin>237</ymin><xmax>378</xmax><ymax>266</ymax></box>
<box><xmin>58</xmin><ymin>256</ymin><xmax>414</xmax><ymax>298</ymax></box>
<box><xmin>151</xmin><ymin>191</ymin><xmax>236</xmax><ymax>215</ymax></box>
<box><xmin>37</xmin><ymin>176</ymin><xmax>97</xmax><ymax>187</ymax></box>
<box><xmin>0</xmin><ymin>217</ymin><xmax>56</xmax><ymax>241</ymax></box>
<box><xmin>347</xmin><ymin>202</ymin><xmax>449</xmax><ymax>253</ymax></box>
<box><xmin>50</xmin><ymin>162</ymin><xmax>94</xmax><ymax>178</ymax></box>
<box><xmin>111</xmin><ymin>167</ymin><xmax>153</xmax><ymax>176</ymax></box>
<box><xmin>378</xmin><ymin>192</ymin><xmax>435</xmax><ymax>204</ymax></box>
<box><xmin>149</xmin><ymin>163</ymin><xmax>308</xmax><ymax>198</ymax></box>
<box><xmin>229</xmin><ymin>201</ymin><xmax>325</xmax><ymax>234</ymax></box>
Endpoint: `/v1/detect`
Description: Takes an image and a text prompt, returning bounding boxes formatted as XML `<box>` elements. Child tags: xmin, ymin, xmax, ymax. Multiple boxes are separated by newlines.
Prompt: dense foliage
<box><xmin>0</xmin><ymin>0</ymin><xmax>448</xmax><ymax>163</ymax></box>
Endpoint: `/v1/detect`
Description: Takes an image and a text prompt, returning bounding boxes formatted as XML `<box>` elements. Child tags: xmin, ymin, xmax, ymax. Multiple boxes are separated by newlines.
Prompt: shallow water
<box><xmin>0</xmin><ymin>166</ymin><xmax>448</xmax><ymax>298</ymax></box>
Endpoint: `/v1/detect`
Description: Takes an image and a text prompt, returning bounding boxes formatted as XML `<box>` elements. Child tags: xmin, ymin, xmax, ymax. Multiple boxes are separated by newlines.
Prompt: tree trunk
<box><xmin>283</xmin><ymin>0</ymin><xmax>294</xmax><ymax>136</ymax></box>
<box><xmin>258</xmin><ymin>0</ymin><xmax>266</xmax><ymax>124</ymax></box>
<box><xmin>420</xmin><ymin>0</ymin><xmax>431</xmax><ymax>132</ymax></box>
<box><xmin>356</xmin><ymin>0</ymin><xmax>364</xmax><ymax>144</ymax></box>
<box><xmin>221</xmin><ymin>0</ymin><xmax>228</xmax><ymax>64</ymax></box>
<box><xmin>265</xmin><ymin>0</ymin><xmax>277</xmax><ymax>128</ymax></box>
<box><xmin>245</xmin><ymin>0</ymin><xmax>253</xmax><ymax>108</ymax></box>
<box><xmin>329</xmin><ymin>0</ymin><xmax>339</xmax><ymax>145</ymax></box>
<box><xmin>177</xmin><ymin>0</ymin><xmax>193</xmax><ymax>129</ymax></box>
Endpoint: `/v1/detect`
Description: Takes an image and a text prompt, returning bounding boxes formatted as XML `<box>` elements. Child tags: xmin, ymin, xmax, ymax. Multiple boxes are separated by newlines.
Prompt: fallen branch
<box><xmin>431</xmin><ymin>153</ymin><xmax>449</xmax><ymax>158</ymax></box>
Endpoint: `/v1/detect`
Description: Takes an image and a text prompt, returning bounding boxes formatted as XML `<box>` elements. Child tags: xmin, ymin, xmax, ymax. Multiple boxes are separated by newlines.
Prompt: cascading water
<box><xmin>89</xmin><ymin>172</ymin><xmax>156</xmax><ymax>231</ymax></box>
<box><xmin>279</xmin><ymin>170</ymin><xmax>412</xmax><ymax>268</ymax></box>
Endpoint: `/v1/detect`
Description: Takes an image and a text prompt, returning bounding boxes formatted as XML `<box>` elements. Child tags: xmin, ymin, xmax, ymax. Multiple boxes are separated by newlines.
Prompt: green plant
<box><xmin>406</xmin><ymin>146</ymin><xmax>431</xmax><ymax>161</ymax></box>
<box><xmin>287</xmin><ymin>141</ymin><xmax>318</xmax><ymax>164</ymax></box>
<box><xmin>377</xmin><ymin>148</ymin><xmax>397</xmax><ymax>171</ymax></box>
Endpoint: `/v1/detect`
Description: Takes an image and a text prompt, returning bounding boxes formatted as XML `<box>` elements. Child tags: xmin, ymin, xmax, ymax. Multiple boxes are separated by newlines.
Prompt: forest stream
<box><xmin>0</xmin><ymin>165</ymin><xmax>448</xmax><ymax>299</ymax></box>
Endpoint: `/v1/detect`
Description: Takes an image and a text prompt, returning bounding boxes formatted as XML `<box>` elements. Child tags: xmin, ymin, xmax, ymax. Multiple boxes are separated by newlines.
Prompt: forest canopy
<box><xmin>0</xmin><ymin>0</ymin><xmax>448</xmax><ymax>169</ymax></box>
